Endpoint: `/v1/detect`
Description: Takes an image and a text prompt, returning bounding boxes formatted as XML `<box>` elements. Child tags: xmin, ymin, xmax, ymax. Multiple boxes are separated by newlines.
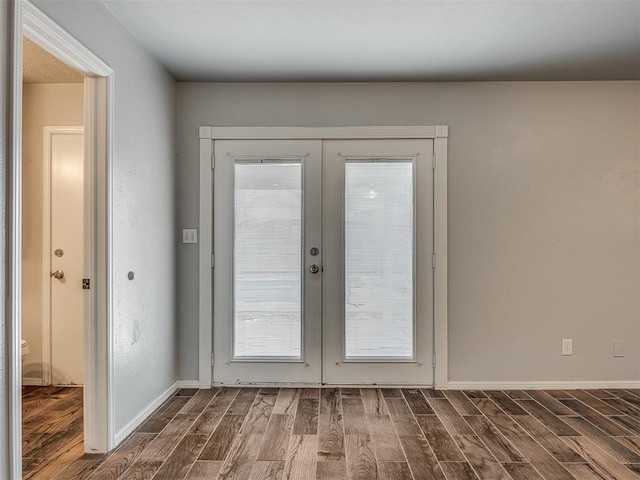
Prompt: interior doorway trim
<box><xmin>8</xmin><ymin>0</ymin><xmax>115</xmax><ymax>476</ymax></box>
<box><xmin>198</xmin><ymin>125</ymin><xmax>449</xmax><ymax>389</ymax></box>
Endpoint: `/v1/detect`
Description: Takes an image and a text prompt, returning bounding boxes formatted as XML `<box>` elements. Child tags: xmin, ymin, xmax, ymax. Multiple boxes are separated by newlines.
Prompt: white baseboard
<box><xmin>447</xmin><ymin>380</ymin><xmax>640</xmax><ymax>391</ymax></box>
<box><xmin>114</xmin><ymin>381</ymin><xmax>178</xmax><ymax>445</ymax></box>
<box><xmin>21</xmin><ymin>377</ymin><xmax>43</xmax><ymax>386</ymax></box>
<box><xmin>177</xmin><ymin>380</ymin><xmax>201</xmax><ymax>389</ymax></box>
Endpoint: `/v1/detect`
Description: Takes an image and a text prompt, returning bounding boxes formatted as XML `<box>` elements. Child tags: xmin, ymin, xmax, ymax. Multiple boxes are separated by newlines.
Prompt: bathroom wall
<box><xmin>21</xmin><ymin>83</ymin><xmax>83</xmax><ymax>383</ymax></box>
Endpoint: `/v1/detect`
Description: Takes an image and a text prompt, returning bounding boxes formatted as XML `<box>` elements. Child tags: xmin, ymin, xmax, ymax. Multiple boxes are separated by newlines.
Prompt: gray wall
<box><xmin>1</xmin><ymin>0</ymin><xmax>11</xmax><ymax>476</ymax></box>
<box><xmin>32</xmin><ymin>1</ymin><xmax>178</xmax><ymax>435</ymax></box>
<box><xmin>177</xmin><ymin>82</ymin><xmax>640</xmax><ymax>384</ymax></box>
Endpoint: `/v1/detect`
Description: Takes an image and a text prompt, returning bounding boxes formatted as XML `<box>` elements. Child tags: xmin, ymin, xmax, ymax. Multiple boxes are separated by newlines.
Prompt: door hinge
<box><xmin>82</xmin><ymin>278</ymin><xmax>90</xmax><ymax>290</ymax></box>
<box><xmin>432</xmin><ymin>154</ymin><xmax>436</xmax><ymax>169</ymax></box>
<box><xmin>432</xmin><ymin>253</ymin><xmax>436</xmax><ymax>268</ymax></box>
<box><xmin>211</xmin><ymin>154</ymin><xmax>215</xmax><ymax>169</ymax></box>
<box><xmin>211</xmin><ymin>352</ymin><xmax>215</xmax><ymax>367</ymax></box>
<box><xmin>211</xmin><ymin>254</ymin><xmax>215</xmax><ymax>268</ymax></box>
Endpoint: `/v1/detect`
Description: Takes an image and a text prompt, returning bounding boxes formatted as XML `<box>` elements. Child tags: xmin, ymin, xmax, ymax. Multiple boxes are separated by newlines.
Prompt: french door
<box><xmin>213</xmin><ymin>138</ymin><xmax>433</xmax><ymax>385</ymax></box>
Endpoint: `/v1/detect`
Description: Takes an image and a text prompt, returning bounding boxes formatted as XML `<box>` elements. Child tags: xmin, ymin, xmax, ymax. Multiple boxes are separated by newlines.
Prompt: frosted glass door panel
<box><xmin>345</xmin><ymin>160</ymin><xmax>414</xmax><ymax>358</ymax></box>
<box><xmin>234</xmin><ymin>161</ymin><xmax>302</xmax><ymax>358</ymax></box>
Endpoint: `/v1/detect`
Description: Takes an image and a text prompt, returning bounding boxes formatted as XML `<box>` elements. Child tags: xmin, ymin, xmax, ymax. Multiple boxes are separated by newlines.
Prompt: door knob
<box><xmin>50</xmin><ymin>270</ymin><xmax>64</xmax><ymax>280</ymax></box>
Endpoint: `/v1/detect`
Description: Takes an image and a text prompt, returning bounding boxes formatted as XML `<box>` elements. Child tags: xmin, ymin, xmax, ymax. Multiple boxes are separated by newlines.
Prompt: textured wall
<box><xmin>177</xmin><ymin>81</ymin><xmax>639</xmax><ymax>384</ymax></box>
<box><xmin>21</xmin><ymin>83</ymin><xmax>83</xmax><ymax>382</ymax></box>
<box><xmin>32</xmin><ymin>0</ymin><xmax>177</xmax><ymax>435</ymax></box>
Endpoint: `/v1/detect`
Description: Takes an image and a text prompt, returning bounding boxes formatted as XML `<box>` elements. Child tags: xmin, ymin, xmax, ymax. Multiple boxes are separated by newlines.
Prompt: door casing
<box><xmin>199</xmin><ymin>126</ymin><xmax>449</xmax><ymax>388</ymax></box>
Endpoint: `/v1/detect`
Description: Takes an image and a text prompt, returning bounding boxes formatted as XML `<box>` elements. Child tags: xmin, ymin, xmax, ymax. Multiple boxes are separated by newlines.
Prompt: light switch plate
<box><xmin>182</xmin><ymin>228</ymin><xmax>198</xmax><ymax>244</ymax></box>
<box><xmin>613</xmin><ymin>341</ymin><xmax>625</xmax><ymax>358</ymax></box>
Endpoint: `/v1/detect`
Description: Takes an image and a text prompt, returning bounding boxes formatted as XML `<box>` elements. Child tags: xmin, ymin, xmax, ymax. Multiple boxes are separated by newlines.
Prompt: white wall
<box><xmin>21</xmin><ymin>83</ymin><xmax>83</xmax><ymax>383</ymax></box>
<box><xmin>32</xmin><ymin>1</ymin><xmax>178</xmax><ymax>435</ymax></box>
<box><xmin>177</xmin><ymin>82</ymin><xmax>640</xmax><ymax>385</ymax></box>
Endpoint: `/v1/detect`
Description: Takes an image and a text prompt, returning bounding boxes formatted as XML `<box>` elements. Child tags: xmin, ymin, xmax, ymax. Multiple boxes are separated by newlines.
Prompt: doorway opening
<box><xmin>21</xmin><ymin>37</ymin><xmax>87</xmax><ymax>474</ymax></box>
<box><xmin>9</xmin><ymin>1</ymin><xmax>115</xmax><ymax>477</ymax></box>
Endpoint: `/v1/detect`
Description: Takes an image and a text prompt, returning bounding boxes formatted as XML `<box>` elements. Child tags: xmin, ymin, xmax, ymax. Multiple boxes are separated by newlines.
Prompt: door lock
<box><xmin>309</xmin><ymin>264</ymin><xmax>320</xmax><ymax>274</ymax></box>
<box><xmin>50</xmin><ymin>270</ymin><xmax>64</xmax><ymax>280</ymax></box>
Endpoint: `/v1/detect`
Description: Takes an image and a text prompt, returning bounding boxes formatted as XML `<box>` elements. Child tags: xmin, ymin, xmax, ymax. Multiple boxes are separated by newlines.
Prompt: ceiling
<box><xmin>23</xmin><ymin>36</ymin><xmax>84</xmax><ymax>83</ymax></box>
<box><xmin>101</xmin><ymin>0</ymin><xmax>640</xmax><ymax>82</ymax></box>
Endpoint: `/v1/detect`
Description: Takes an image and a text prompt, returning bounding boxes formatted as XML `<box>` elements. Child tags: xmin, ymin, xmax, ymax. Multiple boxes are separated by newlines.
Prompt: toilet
<box><xmin>21</xmin><ymin>339</ymin><xmax>30</xmax><ymax>362</ymax></box>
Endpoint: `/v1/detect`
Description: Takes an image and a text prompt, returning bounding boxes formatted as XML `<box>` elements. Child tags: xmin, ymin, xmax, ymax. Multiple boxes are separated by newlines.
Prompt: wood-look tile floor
<box><xmin>22</xmin><ymin>386</ymin><xmax>640</xmax><ymax>479</ymax></box>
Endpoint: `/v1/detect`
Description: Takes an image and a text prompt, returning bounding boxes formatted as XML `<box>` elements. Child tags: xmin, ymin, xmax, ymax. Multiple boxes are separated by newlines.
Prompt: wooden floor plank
<box><xmin>561</xmin><ymin>416</ymin><xmax>640</xmax><ymax>464</ymax></box>
<box><xmin>152</xmin><ymin>433</ymin><xmax>209</xmax><ymax>480</ymax></box>
<box><xmin>559</xmin><ymin>399</ymin><xmax>635</xmax><ymax>436</ymax></box>
<box><xmin>250</xmin><ymin>461</ymin><xmax>285</xmax><ymax>480</ymax></box>
<box><xmin>342</xmin><ymin>397</ymin><xmax>369</xmax><ymax>435</ymax></box>
<box><xmin>137</xmin><ymin>414</ymin><xmax>197</xmax><ymax>462</ymax></box>
<box><xmin>512</xmin><ymin>415</ymin><xmax>584</xmax><ymax>463</ymax></box>
<box><xmin>320</xmin><ymin>387</ymin><xmax>341</xmax><ymax>415</ymax></box>
<box><xmin>561</xmin><ymin>436</ymin><xmax>639</xmax><ymax>480</ymax></box>
<box><xmin>218</xmin><ymin>433</ymin><xmax>264</xmax><ymax>480</ymax></box>
<box><xmin>402</xmin><ymin>389</ymin><xmax>434</xmax><ymax>415</ymax></box>
<box><xmin>501</xmin><ymin>463</ymin><xmax>544</xmax><ymax>480</ymax></box>
<box><xmin>439</xmin><ymin>461</ymin><xmax>480</xmax><ymax>480</ymax></box>
<box><xmin>257</xmin><ymin>414</ymin><xmax>295</xmax><ymax>461</ymax></box>
<box><xmin>398</xmin><ymin>435</ymin><xmax>446</xmax><ymax>480</ymax></box>
<box><xmin>485</xmin><ymin>391</ymin><xmax>528</xmax><ymax>416</ymax></box>
<box><xmin>366</xmin><ymin>414</ymin><xmax>405</xmax><ymax>461</ymax></box>
<box><xmin>344</xmin><ymin>434</ymin><xmax>378</xmax><ymax>480</ymax></box>
<box><xmin>188</xmin><ymin>395</ymin><xmax>236</xmax><ymax>435</ymax></box>
<box><xmin>443</xmin><ymin>391</ymin><xmax>482</xmax><ymax>416</ymax></box>
<box><xmin>317</xmin><ymin>413</ymin><xmax>345</xmax><ymax>461</ymax></box>
<box><xmin>293</xmin><ymin>398</ymin><xmax>320</xmax><ymax>435</ymax></box>
<box><xmin>242</xmin><ymin>390</ymin><xmax>278</xmax><ymax>434</ymax></box>
<box><xmin>198</xmin><ymin>414</ymin><xmax>246</xmax><ymax>461</ymax></box>
<box><xmin>454</xmin><ymin>435</ymin><xmax>510</xmax><ymax>480</ymax></box>
<box><xmin>273</xmin><ymin>389</ymin><xmax>300</xmax><ymax>416</ymax></box>
<box><xmin>179</xmin><ymin>388</ymin><xmax>220</xmax><ymax>415</ymax></box>
<box><xmin>463</xmin><ymin>415</ymin><xmax>523</xmax><ymax>463</ymax></box>
<box><xmin>526</xmin><ymin>391</ymin><xmax>576</xmax><ymax>416</ymax></box>
<box><xmin>378</xmin><ymin>461</ymin><xmax>413</xmax><ymax>480</ymax></box>
<box><xmin>185</xmin><ymin>461</ymin><xmax>224</xmax><ymax>480</ymax></box>
<box><xmin>516</xmin><ymin>400</ymin><xmax>580</xmax><ymax>436</ymax></box>
<box><xmin>384</xmin><ymin>397</ymin><xmax>422</xmax><ymax>436</ymax></box>
<box><xmin>118</xmin><ymin>460</ymin><xmax>163</xmax><ymax>480</ymax></box>
<box><xmin>316</xmin><ymin>460</ymin><xmax>346</xmax><ymax>480</ymax></box>
<box><xmin>85</xmin><ymin>433</ymin><xmax>156</xmax><ymax>480</ymax></box>
<box><xmin>415</xmin><ymin>415</ymin><xmax>466</xmax><ymax>462</ymax></box>
<box><xmin>563</xmin><ymin>462</ymin><xmax>613</xmax><ymax>480</ymax></box>
<box><xmin>361</xmin><ymin>389</ymin><xmax>389</xmax><ymax>415</ymax></box>
<box><xmin>283</xmin><ymin>434</ymin><xmax>318</xmax><ymax>480</ymax></box>
<box><xmin>227</xmin><ymin>388</ymin><xmax>261</xmax><ymax>416</ymax></box>
<box><xmin>428</xmin><ymin>398</ymin><xmax>475</xmax><ymax>436</ymax></box>
<box><xmin>136</xmin><ymin>396</ymin><xmax>190</xmax><ymax>434</ymax></box>
<box><xmin>568</xmin><ymin>390</ymin><xmax>626</xmax><ymax>416</ymax></box>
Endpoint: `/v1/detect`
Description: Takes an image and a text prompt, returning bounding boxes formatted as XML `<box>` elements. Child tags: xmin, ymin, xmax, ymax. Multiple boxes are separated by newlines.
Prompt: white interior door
<box><xmin>322</xmin><ymin>140</ymin><xmax>434</xmax><ymax>385</ymax></box>
<box><xmin>213</xmin><ymin>140</ymin><xmax>322</xmax><ymax>383</ymax></box>
<box><xmin>48</xmin><ymin>128</ymin><xmax>84</xmax><ymax>386</ymax></box>
<box><xmin>212</xmin><ymin>138</ymin><xmax>434</xmax><ymax>385</ymax></box>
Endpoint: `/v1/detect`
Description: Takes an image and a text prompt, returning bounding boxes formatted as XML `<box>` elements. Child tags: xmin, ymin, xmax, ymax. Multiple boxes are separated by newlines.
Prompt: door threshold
<box><xmin>211</xmin><ymin>383</ymin><xmax>437</xmax><ymax>388</ymax></box>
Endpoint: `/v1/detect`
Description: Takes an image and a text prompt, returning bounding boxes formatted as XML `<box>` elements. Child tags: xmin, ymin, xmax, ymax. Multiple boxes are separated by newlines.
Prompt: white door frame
<box><xmin>8</xmin><ymin>1</ymin><xmax>115</xmax><ymax>476</ymax></box>
<box><xmin>42</xmin><ymin>126</ymin><xmax>84</xmax><ymax>386</ymax></box>
<box><xmin>198</xmin><ymin>125</ymin><xmax>449</xmax><ymax>388</ymax></box>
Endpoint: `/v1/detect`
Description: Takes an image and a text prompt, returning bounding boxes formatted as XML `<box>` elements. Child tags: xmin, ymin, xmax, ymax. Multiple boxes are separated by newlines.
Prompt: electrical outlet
<box><xmin>613</xmin><ymin>341</ymin><xmax>625</xmax><ymax>358</ymax></box>
<box><xmin>182</xmin><ymin>228</ymin><xmax>198</xmax><ymax>244</ymax></box>
<box><xmin>562</xmin><ymin>339</ymin><xmax>573</xmax><ymax>356</ymax></box>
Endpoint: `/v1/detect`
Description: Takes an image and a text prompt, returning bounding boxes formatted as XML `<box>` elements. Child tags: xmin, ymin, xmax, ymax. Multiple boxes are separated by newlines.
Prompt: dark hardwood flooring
<box><xmin>22</xmin><ymin>386</ymin><xmax>640</xmax><ymax>479</ymax></box>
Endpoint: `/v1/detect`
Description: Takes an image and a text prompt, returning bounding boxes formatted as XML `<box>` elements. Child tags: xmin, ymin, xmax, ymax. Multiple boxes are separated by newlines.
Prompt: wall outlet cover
<box><xmin>182</xmin><ymin>228</ymin><xmax>198</xmax><ymax>244</ymax></box>
<box><xmin>562</xmin><ymin>339</ymin><xmax>573</xmax><ymax>356</ymax></box>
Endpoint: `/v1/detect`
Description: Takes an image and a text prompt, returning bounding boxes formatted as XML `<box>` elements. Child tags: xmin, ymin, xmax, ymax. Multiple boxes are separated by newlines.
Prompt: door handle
<box><xmin>50</xmin><ymin>270</ymin><xmax>65</xmax><ymax>280</ymax></box>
